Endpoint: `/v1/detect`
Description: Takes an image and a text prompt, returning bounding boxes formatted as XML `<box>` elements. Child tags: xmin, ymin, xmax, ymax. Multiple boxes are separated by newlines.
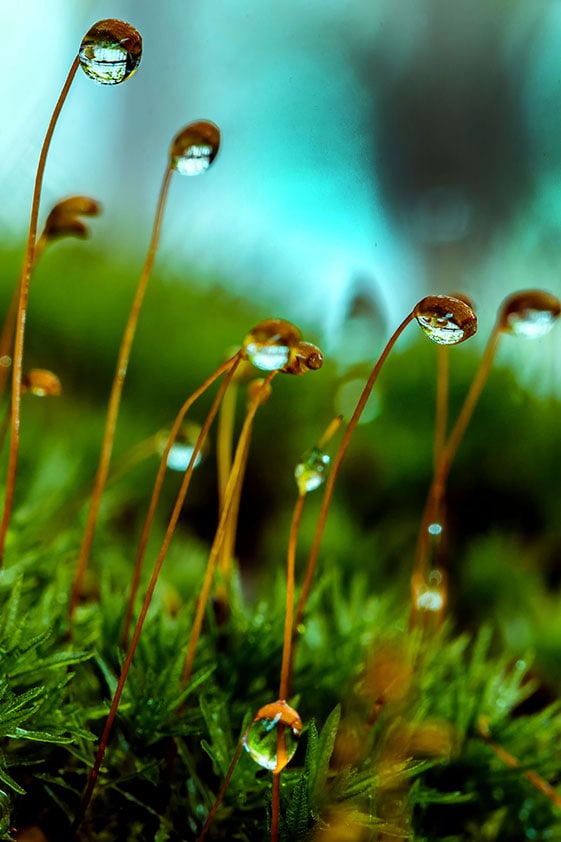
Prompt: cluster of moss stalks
<box><xmin>1</xmin><ymin>15</ymin><xmax>561</xmax><ymax>841</ymax></box>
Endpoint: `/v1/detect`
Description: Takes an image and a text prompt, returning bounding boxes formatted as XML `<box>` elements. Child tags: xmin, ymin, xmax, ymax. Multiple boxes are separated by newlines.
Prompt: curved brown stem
<box><xmin>70</xmin><ymin>165</ymin><xmax>173</xmax><ymax>620</ymax></box>
<box><xmin>294</xmin><ymin>311</ymin><xmax>415</xmax><ymax>631</ymax></box>
<box><xmin>216</xmin><ymin>382</ymin><xmax>238</xmax><ymax>580</ymax></box>
<box><xmin>196</xmin><ymin>737</ymin><xmax>246</xmax><ymax>841</ymax></box>
<box><xmin>0</xmin><ymin>57</ymin><xmax>80</xmax><ymax>564</ymax></box>
<box><xmin>280</xmin><ymin>493</ymin><xmax>305</xmax><ymax>700</ymax></box>
<box><xmin>182</xmin><ymin>373</ymin><xmax>276</xmax><ymax>686</ymax></box>
<box><xmin>120</xmin><ymin>354</ymin><xmax>241</xmax><ymax>648</ymax></box>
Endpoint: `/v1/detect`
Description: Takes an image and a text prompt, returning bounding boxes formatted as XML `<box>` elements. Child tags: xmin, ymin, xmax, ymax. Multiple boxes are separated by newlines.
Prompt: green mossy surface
<box><xmin>0</xmin><ymin>245</ymin><xmax>560</xmax><ymax>840</ymax></box>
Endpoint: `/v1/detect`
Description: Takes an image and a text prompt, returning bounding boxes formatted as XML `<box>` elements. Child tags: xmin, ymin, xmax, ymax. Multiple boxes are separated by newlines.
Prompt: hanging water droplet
<box><xmin>22</xmin><ymin>369</ymin><xmax>62</xmax><ymax>397</ymax></box>
<box><xmin>43</xmin><ymin>196</ymin><xmax>101</xmax><ymax>242</ymax></box>
<box><xmin>243</xmin><ymin>319</ymin><xmax>302</xmax><ymax>372</ymax></box>
<box><xmin>499</xmin><ymin>290</ymin><xmax>561</xmax><ymax>338</ymax></box>
<box><xmin>413</xmin><ymin>569</ymin><xmax>446</xmax><ymax>613</ymax></box>
<box><xmin>414</xmin><ymin>295</ymin><xmax>477</xmax><ymax>345</ymax></box>
<box><xmin>170</xmin><ymin>121</ymin><xmax>221</xmax><ymax>176</ymax></box>
<box><xmin>79</xmin><ymin>19</ymin><xmax>142</xmax><ymax>86</ymax></box>
<box><xmin>155</xmin><ymin>421</ymin><xmax>205</xmax><ymax>472</ymax></box>
<box><xmin>283</xmin><ymin>341</ymin><xmax>324</xmax><ymax>375</ymax></box>
<box><xmin>243</xmin><ymin>700</ymin><xmax>302</xmax><ymax>772</ymax></box>
<box><xmin>295</xmin><ymin>447</ymin><xmax>330</xmax><ymax>494</ymax></box>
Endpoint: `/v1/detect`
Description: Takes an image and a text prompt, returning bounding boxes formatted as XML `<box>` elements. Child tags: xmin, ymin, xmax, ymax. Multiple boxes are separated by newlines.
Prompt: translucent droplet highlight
<box><xmin>243</xmin><ymin>700</ymin><xmax>302</xmax><ymax>772</ymax></box>
<box><xmin>243</xmin><ymin>319</ymin><xmax>302</xmax><ymax>372</ymax></box>
<box><xmin>156</xmin><ymin>422</ymin><xmax>204</xmax><ymax>472</ymax></box>
<box><xmin>295</xmin><ymin>447</ymin><xmax>330</xmax><ymax>494</ymax></box>
<box><xmin>499</xmin><ymin>290</ymin><xmax>561</xmax><ymax>339</ymax></box>
<box><xmin>79</xmin><ymin>20</ymin><xmax>142</xmax><ymax>85</ymax></box>
<box><xmin>170</xmin><ymin>121</ymin><xmax>220</xmax><ymax>176</ymax></box>
<box><xmin>413</xmin><ymin>569</ymin><xmax>446</xmax><ymax>614</ymax></box>
<box><xmin>414</xmin><ymin>295</ymin><xmax>477</xmax><ymax>345</ymax></box>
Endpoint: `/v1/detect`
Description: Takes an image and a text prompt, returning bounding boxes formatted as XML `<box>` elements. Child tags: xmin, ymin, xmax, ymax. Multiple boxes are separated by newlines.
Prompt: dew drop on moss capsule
<box><xmin>295</xmin><ymin>448</ymin><xmax>330</xmax><ymax>494</ymax></box>
<box><xmin>79</xmin><ymin>20</ymin><xmax>142</xmax><ymax>85</ymax></box>
<box><xmin>170</xmin><ymin>121</ymin><xmax>221</xmax><ymax>176</ymax></box>
<box><xmin>414</xmin><ymin>295</ymin><xmax>477</xmax><ymax>345</ymax></box>
<box><xmin>243</xmin><ymin>701</ymin><xmax>302</xmax><ymax>772</ymax></box>
<box><xmin>499</xmin><ymin>289</ymin><xmax>561</xmax><ymax>339</ymax></box>
<box><xmin>243</xmin><ymin>319</ymin><xmax>302</xmax><ymax>372</ymax></box>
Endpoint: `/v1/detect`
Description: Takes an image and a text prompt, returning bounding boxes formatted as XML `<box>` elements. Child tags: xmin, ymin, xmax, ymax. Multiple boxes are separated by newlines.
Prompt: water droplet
<box><xmin>427</xmin><ymin>522</ymin><xmax>443</xmax><ymax>536</ymax></box>
<box><xmin>243</xmin><ymin>700</ymin><xmax>302</xmax><ymax>772</ymax></box>
<box><xmin>0</xmin><ymin>356</ymin><xmax>11</xmax><ymax>369</ymax></box>
<box><xmin>243</xmin><ymin>319</ymin><xmax>302</xmax><ymax>372</ymax></box>
<box><xmin>156</xmin><ymin>421</ymin><xmax>204</xmax><ymax>472</ymax></box>
<box><xmin>170</xmin><ymin>121</ymin><xmax>220</xmax><ymax>176</ymax></box>
<box><xmin>22</xmin><ymin>369</ymin><xmax>62</xmax><ymax>397</ymax></box>
<box><xmin>295</xmin><ymin>447</ymin><xmax>330</xmax><ymax>494</ymax></box>
<box><xmin>413</xmin><ymin>569</ymin><xmax>446</xmax><ymax>613</ymax></box>
<box><xmin>283</xmin><ymin>341</ymin><xmax>324</xmax><ymax>375</ymax></box>
<box><xmin>414</xmin><ymin>295</ymin><xmax>477</xmax><ymax>345</ymax></box>
<box><xmin>499</xmin><ymin>290</ymin><xmax>561</xmax><ymax>338</ymax></box>
<box><xmin>43</xmin><ymin>196</ymin><xmax>101</xmax><ymax>242</ymax></box>
<box><xmin>79</xmin><ymin>20</ymin><xmax>142</xmax><ymax>85</ymax></box>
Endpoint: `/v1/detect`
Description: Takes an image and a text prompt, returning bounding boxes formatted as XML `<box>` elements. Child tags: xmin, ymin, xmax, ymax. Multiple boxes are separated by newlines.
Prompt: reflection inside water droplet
<box><xmin>243</xmin><ymin>319</ymin><xmax>302</xmax><ymax>372</ymax></box>
<box><xmin>500</xmin><ymin>290</ymin><xmax>561</xmax><ymax>339</ymax></box>
<box><xmin>428</xmin><ymin>522</ymin><xmax>443</xmax><ymax>536</ymax></box>
<box><xmin>295</xmin><ymin>448</ymin><xmax>330</xmax><ymax>494</ymax></box>
<box><xmin>243</xmin><ymin>700</ymin><xmax>302</xmax><ymax>772</ymax></box>
<box><xmin>506</xmin><ymin>309</ymin><xmax>557</xmax><ymax>339</ymax></box>
<box><xmin>170</xmin><ymin>121</ymin><xmax>220</xmax><ymax>176</ymax></box>
<box><xmin>156</xmin><ymin>422</ymin><xmax>204</xmax><ymax>472</ymax></box>
<box><xmin>79</xmin><ymin>20</ymin><xmax>142</xmax><ymax>85</ymax></box>
<box><xmin>415</xmin><ymin>296</ymin><xmax>477</xmax><ymax>346</ymax></box>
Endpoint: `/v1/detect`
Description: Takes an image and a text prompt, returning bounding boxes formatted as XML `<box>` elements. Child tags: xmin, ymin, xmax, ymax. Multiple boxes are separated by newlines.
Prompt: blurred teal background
<box><xmin>1</xmin><ymin>0</ymin><xmax>560</xmax><ymax>388</ymax></box>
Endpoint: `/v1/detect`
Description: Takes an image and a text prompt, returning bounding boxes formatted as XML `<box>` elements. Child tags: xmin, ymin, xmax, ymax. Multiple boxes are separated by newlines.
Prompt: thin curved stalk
<box><xmin>0</xmin><ymin>56</ymin><xmax>80</xmax><ymax>563</ymax></box>
<box><xmin>182</xmin><ymin>373</ymin><xmax>276</xmax><ymax>686</ymax></box>
<box><xmin>73</xmin><ymin>362</ymin><xmax>233</xmax><ymax>832</ymax></box>
<box><xmin>70</xmin><ymin>165</ymin><xmax>173</xmax><ymax>619</ymax></box>
<box><xmin>294</xmin><ymin>311</ymin><xmax>415</xmax><ymax>631</ymax></box>
<box><xmin>413</xmin><ymin>320</ymin><xmax>502</xmax><ymax>580</ymax></box>
<box><xmin>120</xmin><ymin>353</ymin><xmax>241</xmax><ymax>647</ymax></box>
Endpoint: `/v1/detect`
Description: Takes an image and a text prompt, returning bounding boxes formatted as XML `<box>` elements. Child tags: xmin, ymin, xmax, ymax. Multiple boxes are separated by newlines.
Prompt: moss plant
<box><xmin>1</xmin><ymin>17</ymin><xmax>561</xmax><ymax>842</ymax></box>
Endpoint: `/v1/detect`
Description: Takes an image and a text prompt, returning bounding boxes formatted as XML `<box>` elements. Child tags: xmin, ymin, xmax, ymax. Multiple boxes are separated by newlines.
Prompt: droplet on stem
<box><xmin>155</xmin><ymin>421</ymin><xmax>205</xmax><ymax>472</ymax></box>
<box><xmin>42</xmin><ymin>196</ymin><xmax>101</xmax><ymax>242</ymax></box>
<box><xmin>498</xmin><ymin>289</ymin><xmax>561</xmax><ymax>338</ymax></box>
<box><xmin>414</xmin><ymin>295</ymin><xmax>477</xmax><ymax>345</ymax></box>
<box><xmin>243</xmin><ymin>700</ymin><xmax>302</xmax><ymax>772</ymax></box>
<box><xmin>22</xmin><ymin>369</ymin><xmax>62</xmax><ymax>397</ymax></box>
<box><xmin>295</xmin><ymin>447</ymin><xmax>330</xmax><ymax>494</ymax></box>
<box><xmin>79</xmin><ymin>19</ymin><xmax>142</xmax><ymax>85</ymax></box>
<box><xmin>413</xmin><ymin>568</ymin><xmax>446</xmax><ymax>614</ymax></box>
<box><xmin>170</xmin><ymin>121</ymin><xmax>221</xmax><ymax>176</ymax></box>
<box><xmin>242</xmin><ymin>319</ymin><xmax>302</xmax><ymax>372</ymax></box>
<box><xmin>283</xmin><ymin>341</ymin><xmax>324</xmax><ymax>375</ymax></box>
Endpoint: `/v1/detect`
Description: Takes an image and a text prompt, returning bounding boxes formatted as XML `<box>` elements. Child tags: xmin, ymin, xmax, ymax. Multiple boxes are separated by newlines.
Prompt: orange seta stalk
<box><xmin>413</xmin><ymin>321</ymin><xmax>502</xmax><ymax>581</ymax></box>
<box><xmin>120</xmin><ymin>353</ymin><xmax>242</xmax><ymax>648</ymax></box>
<box><xmin>181</xmin><ymin>373</ymin><xmax>276</xmax><ymax>686</ymax></box>
<box><xmin>293</xmin><ymin>311</ymin><xmax>415</xmax><ymax>631</ymax></box>
<box><xmin>0</xmin><ymin>56</ymin><xmax>80</xmax><ymax>564</ymax></box>
<box><xmin>73</xmin><ymin>360</ymin><xmax>234</xmax><ymax>832</ymax></box>
<box><xmin>70</xmin><ymin>165</ymin><xmax>173</xmax><ymax>620</ymax></box>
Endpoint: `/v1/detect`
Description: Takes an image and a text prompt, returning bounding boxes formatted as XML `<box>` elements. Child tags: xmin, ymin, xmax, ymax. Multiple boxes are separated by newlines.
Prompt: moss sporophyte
<box><xmin>1</xmin><ymin>15</ymin><xmax>561</xmax><ymax>842</ymax></box>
